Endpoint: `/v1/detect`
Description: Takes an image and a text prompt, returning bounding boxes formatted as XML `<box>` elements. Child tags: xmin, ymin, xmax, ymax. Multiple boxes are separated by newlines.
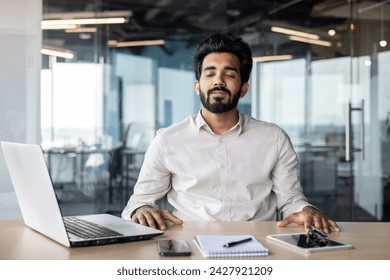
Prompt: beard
<box><xmin>199</xmin><ymin>85</ymin><xmax>241</xmax><ymax>114</ymax></box>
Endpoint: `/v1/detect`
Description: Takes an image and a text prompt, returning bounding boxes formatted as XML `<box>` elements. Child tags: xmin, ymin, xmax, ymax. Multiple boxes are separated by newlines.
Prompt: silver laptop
<box><xmin>1</xmin><ymin>141</ymin><xmax>163</xmax><ymax>247</ymax></box>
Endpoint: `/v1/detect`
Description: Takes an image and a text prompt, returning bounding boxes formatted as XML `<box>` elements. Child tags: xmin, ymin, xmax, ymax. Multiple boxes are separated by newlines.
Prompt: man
<box><xmin>122</xmin><ymin>32</ymin><xmax>339</xmax><ymax>234</ymax></box>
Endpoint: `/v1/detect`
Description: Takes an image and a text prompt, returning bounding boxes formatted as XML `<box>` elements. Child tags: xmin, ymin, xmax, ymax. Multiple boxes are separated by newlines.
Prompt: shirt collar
<box><xmin>195</xmin><ymin>110</ymin><xmax>244</xmax><ymax>136</ymax></box>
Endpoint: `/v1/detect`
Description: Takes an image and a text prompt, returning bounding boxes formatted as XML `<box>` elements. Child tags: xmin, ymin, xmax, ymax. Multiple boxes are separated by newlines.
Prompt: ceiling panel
<box><xmin>42</xmin><ymin>0</ymin><xmax>389</xmax><ymax>61</ymax></box>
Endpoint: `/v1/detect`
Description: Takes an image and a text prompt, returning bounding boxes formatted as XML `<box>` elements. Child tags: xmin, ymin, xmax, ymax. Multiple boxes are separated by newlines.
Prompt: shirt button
<box><xmin>221</xmin><ymin>164</ymin><xmax>225</xmax><ymax>168</ymax></box>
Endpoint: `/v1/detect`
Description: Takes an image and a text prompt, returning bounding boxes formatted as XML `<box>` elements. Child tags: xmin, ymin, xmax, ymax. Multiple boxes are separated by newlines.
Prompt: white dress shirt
<box><xmin>121</xmin><ymin>111</ymin><xmax>313</xmax><ymax>221</ymax></box>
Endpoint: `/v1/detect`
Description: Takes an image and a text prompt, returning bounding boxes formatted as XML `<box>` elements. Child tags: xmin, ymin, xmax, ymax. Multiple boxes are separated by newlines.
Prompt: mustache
<box><xmin>207</xmin><ymin>86</ymin><xmax>231</xmax><ymax>95</ymax></box>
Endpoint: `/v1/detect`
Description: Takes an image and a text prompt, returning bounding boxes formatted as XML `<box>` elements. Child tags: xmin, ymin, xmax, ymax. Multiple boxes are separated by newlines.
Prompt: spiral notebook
<box><xmin>193</xmin><ymin>234</ymin><xmax>269</xmax><ymax>258</ymax></box>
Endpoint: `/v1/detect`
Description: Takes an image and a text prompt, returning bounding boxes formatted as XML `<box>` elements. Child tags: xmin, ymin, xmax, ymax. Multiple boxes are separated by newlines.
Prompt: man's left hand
<box><xmin>276</xmin><ymin>207</ymin><xmax>340</xmax><ymax>234</ymax></box>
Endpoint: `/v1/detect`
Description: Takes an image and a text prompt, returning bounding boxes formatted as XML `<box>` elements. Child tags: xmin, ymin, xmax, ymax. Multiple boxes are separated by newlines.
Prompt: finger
<box><xmin>152</xmin><ymin>216</ymin><xmax>167</xmax><ymax>231</ymax></box>
<box><xmin>143</xmin><ymin>211</ymin><xmax>159</xmax><ymax>229</ymax></box>
<box><xmin>328</xmin><ymin>219</ymin><xmax>340</xmax><ymax>232</ymax></box>
<box><xmin>314</xmin><ymin>214</ymin><xmax>335</xmax><ymax>233</ymax></box>
<box><xmin>131</xmin><ymin>215</ymin><xmax>139</xmax><ymax>224</ymax></box>
<box><xmin>161</xmin><ymin>210</ymin><xmax>183</xmax><ymax>225</ymax></box>
<box><xmin>276</xmin><ymin>214</ymin><xmax>294</xmax><ymax>227</ymax></box>
<box><xmin>303</xmin><ymin>217</ymin><xmax>314</xmax><ymax>233</ymax></box>
<box><xmin>144</xmin><ymin>209</ymin><xmax>167</xmax><ymax>230</ymax></box>
<box><xmin>319</xmin><ymin>218</ymin><xmax>331</xmax><ymax>234</ymax></box>
<box><xmin>131</xmin><ymin>206</ymin><xmax>152</xmax><ymax>224</ymax></box>
<box><xmin>143</xmin><ymin>208</ymin><xmax>166</xmax><ymax>230</ymax></box>
<box><xmin>322</xmin><ymin>226</ymin><xmax>330</xmax><ymax>234</ymax></box>
<box><xmin>313</xmin><ymin>216</ymin><xmax>324</xmax><ymax>230</ymax></box>
<box><xmin>313</xmin><ymin>215</ymin><xmax>338</xmax><ymax>234</ymax></box>
<box><xmin>134</xmin><ymin>212</ymin><xmax>149</xmax><ymax>227</ymax></box>
<box><xmin>320</xmin><ymin>218</ymin><xmax>340</xmax><ymax>233</ymax></box>
<box><xmin>276</xmin><ymin>219</ymin><xmax>288</xmax><ymax>227</ymax></box>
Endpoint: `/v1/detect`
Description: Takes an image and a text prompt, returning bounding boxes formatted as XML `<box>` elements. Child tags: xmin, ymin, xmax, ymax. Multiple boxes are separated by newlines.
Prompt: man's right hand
<box><xmin>131</xmin><ymin>205</ymin><xmax>183</xmax><ymax>230</ymax></box>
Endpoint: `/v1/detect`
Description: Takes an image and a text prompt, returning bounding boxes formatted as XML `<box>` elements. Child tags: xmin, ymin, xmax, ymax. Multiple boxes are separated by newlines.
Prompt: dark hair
<box><xmin>192</xmin><ymin>32</ymin><xmax>253</xmax><ymax>84</ymax></box>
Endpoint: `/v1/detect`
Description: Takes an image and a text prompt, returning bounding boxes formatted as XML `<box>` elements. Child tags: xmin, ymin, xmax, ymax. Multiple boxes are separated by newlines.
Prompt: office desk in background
<box><xmin>44</xmin><ymin>147</ymin><xmax>108</xmax><ymax>188</ymax></box>
<box><xmin>43</xmin><ymin>146</ymin><xmax>145</xmax><ymax>207</ymax></box>
<box><xmin>1</xmin><ymin>221</ymin><xmax>389</xmax><ymax>260</ymax></box>
<box><xmin>115</xmin><ymin>148</ymin><xmax>145</xmax><ymax>202</ymax></box>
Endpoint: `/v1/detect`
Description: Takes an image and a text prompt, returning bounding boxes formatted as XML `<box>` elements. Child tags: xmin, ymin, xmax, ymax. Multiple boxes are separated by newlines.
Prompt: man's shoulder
<box><xmin>156</xmin><ymin>115</ymin><xmax>197</xmax><ymax>137</ymax></box>
<box><xmin>241</xmin><ymin>114</ymin><xmax>283</xmax><ymax>132</ymax></box>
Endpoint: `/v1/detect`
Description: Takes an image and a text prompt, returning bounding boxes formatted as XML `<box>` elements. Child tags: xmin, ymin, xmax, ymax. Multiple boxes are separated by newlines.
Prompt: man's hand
<box><xmin>276</xmin><ymin>206</ymin><xmax>340</xmax><ymax>234</ymax></box>
<box><xmin>131</xmin><ymin>205</ymin><xmax>183</xmax><ymax>230</ymax></box>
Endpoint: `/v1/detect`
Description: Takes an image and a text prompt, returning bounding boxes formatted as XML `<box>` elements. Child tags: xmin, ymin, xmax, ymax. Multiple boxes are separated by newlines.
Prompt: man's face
<box><xmin>194</xmin><ymin>52</ymin><xmax>248</xmax><ymax>114</ymax></box>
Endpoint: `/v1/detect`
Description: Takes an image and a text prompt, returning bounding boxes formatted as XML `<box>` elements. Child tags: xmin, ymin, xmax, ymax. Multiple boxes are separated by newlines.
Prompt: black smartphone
<box><xmin>156</xmin><ymin>240</ymin><xmax>191</xmax><ymax>256</ymax></box>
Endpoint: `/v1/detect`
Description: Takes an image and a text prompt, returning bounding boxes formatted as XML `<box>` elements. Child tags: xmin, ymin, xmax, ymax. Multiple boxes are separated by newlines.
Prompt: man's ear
<box><xmin>240</xmin><ymin>83</ymin><xmax>249</xmax><ymax>98</ymax></box>
<box><xmin>194</xmin><ymin>80</ymin><xmax>200</xmax><ymax>96</ymax></box>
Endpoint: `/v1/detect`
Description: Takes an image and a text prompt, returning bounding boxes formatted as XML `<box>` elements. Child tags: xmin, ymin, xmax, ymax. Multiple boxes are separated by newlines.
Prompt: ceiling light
<box><xmin>289</xmin><ymin>36</ymin><xmax>332</xmax><ymax>47</ymax></box>
<box><xmin>43</xmin><ymin>10</ymin><xmax>133</xmax><ymax>20</ymax></box>
<box><xmin>42</xmin><ymin>24</ymin><xmax>78</xmax><ymax>30</ymax></box>
<box><xmin>41</xmin><ymin>48</ymin><xmax>74</xmax><ymax>59</ymax></box>
<box><xmin>65</xmin><ymin>27</ymin><xmax>97</xmax><ymax>33</ymax></box>
<box><xmin>380</xmin><ymin>40</ymin><xmax>387</xmax><ymax>47</ymax></box>
<box><xmin>41</xmin><ymin>17</ymin><xmax>126</xmax><ymax>29</ymax></box>
<box><xmin>109</xmin><ymin>40</ymin><xmax>165</xmax><ymax>48</ymax></box>
<box><xmin>328</xmin><ymin>29</ymin><xmax>336</xmax><ymax>36</ymax></box>
<box><xmin>271</xmin><ymin>26</ymin><xmax>319</xmax><ymax>40</ymax></box>
<box><xmin>364</xmin><ymin>60</ymin><xmax>372</xmax><ymax>67</ymax></box>
<box><xmin>253</xmin><ymin>55</ymin><xmax>293</xmax><ymax>62</ymax></box>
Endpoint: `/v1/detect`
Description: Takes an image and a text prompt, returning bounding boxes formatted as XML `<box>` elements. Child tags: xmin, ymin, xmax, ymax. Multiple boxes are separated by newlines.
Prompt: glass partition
<box><xmin>40</xmin><ymin>0</ymin><xmax>390</xmax><ymax>221</ymax></box>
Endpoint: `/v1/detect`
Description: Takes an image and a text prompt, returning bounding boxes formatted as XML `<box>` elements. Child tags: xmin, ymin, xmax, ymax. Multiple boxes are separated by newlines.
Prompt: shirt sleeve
<box><xmin>121</xmin><ymin>132</ymin><xmax>172</xmax><ymax>220</ymax></box>
<box><xmin>271</xmin><ymin>128</ymin><xmax>314</xmax><ymax>218</ymax></box>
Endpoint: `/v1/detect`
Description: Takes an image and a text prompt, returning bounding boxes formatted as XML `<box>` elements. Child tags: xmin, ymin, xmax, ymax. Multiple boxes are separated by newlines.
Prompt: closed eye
<box><xmin>225</xmin><ymin>72</ymin><xmax>236</xmax><ymax>78</ymax></box>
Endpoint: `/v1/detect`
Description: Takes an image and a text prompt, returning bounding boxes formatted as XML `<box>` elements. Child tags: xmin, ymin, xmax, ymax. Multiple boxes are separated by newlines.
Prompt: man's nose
<box><xmin>213</xmin><ymin>73</ymin><xmax>225</xmax><ymax>86</ymax></box>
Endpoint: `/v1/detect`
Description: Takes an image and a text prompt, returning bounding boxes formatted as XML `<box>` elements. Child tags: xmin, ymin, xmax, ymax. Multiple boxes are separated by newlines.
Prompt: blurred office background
<box><xmin>0</xmin><ymin>0</ymin><xmax>389</xmax><ymax>222</ymax></box>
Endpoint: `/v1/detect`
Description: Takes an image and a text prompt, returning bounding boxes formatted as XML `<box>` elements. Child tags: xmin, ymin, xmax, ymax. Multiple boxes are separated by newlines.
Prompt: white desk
<box><xmin>1</xmin><ymin>220</ymin><xmax>389</xmax><ymax>260</ymax></box>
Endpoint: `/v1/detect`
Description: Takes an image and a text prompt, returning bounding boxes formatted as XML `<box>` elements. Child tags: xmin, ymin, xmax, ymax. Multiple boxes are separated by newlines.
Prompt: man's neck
<box><xmin>200</xmin><ymin>108</ymin><xmax>239</xmax><ymax>135</ymax></box>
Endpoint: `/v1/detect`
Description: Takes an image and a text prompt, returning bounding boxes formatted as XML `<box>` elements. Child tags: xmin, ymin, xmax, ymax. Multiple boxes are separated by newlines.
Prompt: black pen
<box><xmin>223</xmin><ymin>237</ymin><xmax>252</xmax><ymax>248</ymax></box>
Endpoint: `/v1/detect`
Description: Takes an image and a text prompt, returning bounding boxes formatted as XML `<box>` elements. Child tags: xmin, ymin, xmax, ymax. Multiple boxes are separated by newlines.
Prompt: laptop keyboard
<box><xmin>64</xmin><ymin>216</ymin><xmax>124</xmax><ymax>239</ymax></box>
